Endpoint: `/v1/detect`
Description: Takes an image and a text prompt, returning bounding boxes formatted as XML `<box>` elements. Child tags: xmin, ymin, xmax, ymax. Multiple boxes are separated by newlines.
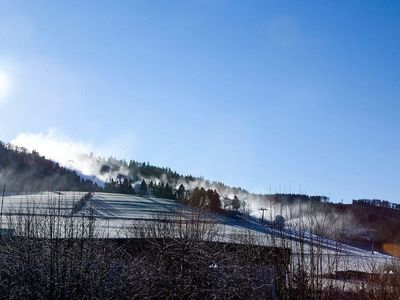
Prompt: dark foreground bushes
<box><xmin>0</xmin><ymin>206</ymin><xmax>293</xmax><ymax>299</ymax></box>
<box><xmin>0</xmin><ymin>236</ymin><xmax>290</xmax><ymax>299</ymax></box>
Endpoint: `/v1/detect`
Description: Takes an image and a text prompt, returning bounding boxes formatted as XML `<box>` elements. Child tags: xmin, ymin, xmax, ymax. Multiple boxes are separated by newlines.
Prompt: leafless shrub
<box><xmin>0</xmin><ymin>193</ymin><xmax>398</xmax><ymax>299</ymax></box>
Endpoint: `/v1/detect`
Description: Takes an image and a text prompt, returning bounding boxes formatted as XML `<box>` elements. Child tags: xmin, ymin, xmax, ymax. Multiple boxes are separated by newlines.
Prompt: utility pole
<box><xmin>371</xmin><ymin>232</ymin><xmax>375</xmax><ymax>254</ymax></box>
<box><xmin>371</xmin><ymin>238</ymin><xmax>374</xmax><ymax>254</ymax></box>
<box><xmin>259</xmin><ymin>208</ymin><xmax>267</xmax><ymax>224</ymax></box>
<box><xmin>0</xmin><ymin>185</ymin><xmax>5</xmax><ymax>236</ymax></box>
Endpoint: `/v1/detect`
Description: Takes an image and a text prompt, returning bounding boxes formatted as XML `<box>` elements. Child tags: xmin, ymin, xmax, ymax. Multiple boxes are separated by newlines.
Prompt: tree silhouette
<box><xmin>139</xmin><ymin>180</ymin><xmax>148</xmax><ymax>196</ymax></box>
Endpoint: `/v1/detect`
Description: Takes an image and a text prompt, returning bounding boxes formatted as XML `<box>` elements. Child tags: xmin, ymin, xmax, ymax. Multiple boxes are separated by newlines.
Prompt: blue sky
<box><xmin>0</xmin><ymin>1</ymin><xmax>399</xmax><ymax>202</ymax></box>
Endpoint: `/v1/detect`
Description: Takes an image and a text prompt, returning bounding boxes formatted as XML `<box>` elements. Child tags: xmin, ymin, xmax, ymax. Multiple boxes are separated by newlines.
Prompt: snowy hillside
<box><xmin>0</xmin><ymin>191</ymin><xmax>394</xmax><ymax>275</ymax></box>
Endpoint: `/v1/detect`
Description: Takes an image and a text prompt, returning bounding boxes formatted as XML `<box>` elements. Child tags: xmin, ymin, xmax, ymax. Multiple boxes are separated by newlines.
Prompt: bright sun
<box><xmin>0</xmin><ymin>70</ymin><xmax>11</xmax><ymax>101</ymax></box>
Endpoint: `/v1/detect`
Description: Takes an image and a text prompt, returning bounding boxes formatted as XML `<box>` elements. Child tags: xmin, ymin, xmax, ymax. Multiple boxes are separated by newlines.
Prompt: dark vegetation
<box><xmin>337</xmin><ymin>202</ymin><xmax>400</xmax><ymax>252</ymax></box>
<box><xmin>0</xmin><ymin>236</ymin><xmax>289</xmax><ymax>299</ymax></box>
<box><xmin>353</xmin><ymin>198</ymin><xmax>400</xmax><ymax>210</ymax></box>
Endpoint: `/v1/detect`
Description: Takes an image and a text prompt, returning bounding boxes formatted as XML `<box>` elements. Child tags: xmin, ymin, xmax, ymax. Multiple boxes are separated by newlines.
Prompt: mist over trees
<box><xmin>0</xmin><ymin>142</ymin><xmax>99</xmax><ymax>192</ymax></box>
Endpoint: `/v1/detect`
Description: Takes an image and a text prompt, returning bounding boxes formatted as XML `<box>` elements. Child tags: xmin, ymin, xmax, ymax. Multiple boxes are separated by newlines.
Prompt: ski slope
<box><xmin>0</xmin><ymin>191</ymin><xmax>395</xmax><ymax>273</ymax></box>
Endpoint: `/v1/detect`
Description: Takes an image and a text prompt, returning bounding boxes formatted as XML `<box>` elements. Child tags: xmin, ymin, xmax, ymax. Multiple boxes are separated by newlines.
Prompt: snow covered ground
<box><xmin>0</xmin><ymin>191</ymin><xmax>395</xmax><ymax>274</ymax></box>
<box><xmin>1</xmin><ymin>191</ymin><xmax>86</xmax><ymax>215</ymax></box>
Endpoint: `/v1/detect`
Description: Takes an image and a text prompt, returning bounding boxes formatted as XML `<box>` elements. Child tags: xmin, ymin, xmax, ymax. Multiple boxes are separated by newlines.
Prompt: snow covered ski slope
<box><xmin>0</xmin><ymin>191</ymin><xmax>394</xmax><ymax>274</ymax></box>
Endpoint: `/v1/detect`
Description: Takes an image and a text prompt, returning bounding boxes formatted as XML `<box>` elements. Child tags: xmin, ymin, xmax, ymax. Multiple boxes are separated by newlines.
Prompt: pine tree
<box><xmin>139</xmin><ymin>180</ymin><xmax>148</xmax><ymax>196</ymax></box>
<box><xmin>177</xmin><ymin>184</ymin><xmax>186</xmax><ymax>202</ymax></box>
<box><xmin>232</xmin><ymin>196</ymin><xmax>241</xmax><ymax>211</ymax></box>
<box><xmin>207</xmin><ymin>189</ymin><xmax>221</xmax><ymax>212</ymax></box>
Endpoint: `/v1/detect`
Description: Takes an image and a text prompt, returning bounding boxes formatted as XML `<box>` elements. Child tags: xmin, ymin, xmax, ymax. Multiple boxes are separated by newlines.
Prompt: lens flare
<box><xmin>383</xmin><ymin>243</ymin><xmax>400</xmax><ymax>257</ymax></box>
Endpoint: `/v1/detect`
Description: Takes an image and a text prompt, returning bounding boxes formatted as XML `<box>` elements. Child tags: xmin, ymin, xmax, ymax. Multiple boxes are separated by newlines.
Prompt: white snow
<box><xmin>0</xmin><ymin>191</ymin><xmax>396</xmax><ymax>274</ymax></box>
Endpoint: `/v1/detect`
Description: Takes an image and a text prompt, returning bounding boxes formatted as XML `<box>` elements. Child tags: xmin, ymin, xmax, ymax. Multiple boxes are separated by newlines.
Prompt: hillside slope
<box><xmin>1</xmin><ymin>140</ymin><xmax>400</xmax><ymax>254</ymax></box>
<box><xmin>0</xmin><ymin>142</ymin><xmax>99</xmax><ymax>192</ymax></box>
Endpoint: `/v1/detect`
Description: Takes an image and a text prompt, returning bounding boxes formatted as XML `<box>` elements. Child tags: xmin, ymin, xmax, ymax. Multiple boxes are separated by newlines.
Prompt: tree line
<box><xmin>353</xmin><ymin>199</ymin><xmax>400</xmax><ymax>211</ymax></box>
<box><xmin>104</xmin><ymin>178</ymin><xmax>225</xmax><ymax>212</ymax></box>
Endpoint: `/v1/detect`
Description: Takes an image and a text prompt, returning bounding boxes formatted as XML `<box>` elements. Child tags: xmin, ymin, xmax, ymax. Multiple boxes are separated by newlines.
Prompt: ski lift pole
<box><xmin>0</xmin><ymin>185</ymin><xmax>5</xmax><ymax>236</ymax></box>
<box><xmin>259</xmin><ymin>208</ymin><xmax>267</xmax><ymax>224</ymax></box>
